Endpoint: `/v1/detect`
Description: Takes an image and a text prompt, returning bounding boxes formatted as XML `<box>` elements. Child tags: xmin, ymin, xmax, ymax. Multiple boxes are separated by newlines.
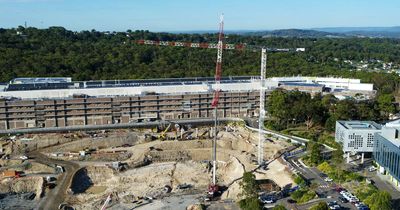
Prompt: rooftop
<box><xmin>280</xmin><ymin>82</ymin><xmax>324</xmax><ymax>87</ymax></box>
<box><xmin>10</xmin><ymin>77</ymin><xmax>72</xmax><ymax>84</ymax></box>
<box><xmin>5</xmin><ymin>76</ymin><xmax>260</xmax><ymax>92</ymax></box>
<box><xmin>338</xmin><ymin>120</ymin><xmax>382</xmax><ymax>130</ymax></box>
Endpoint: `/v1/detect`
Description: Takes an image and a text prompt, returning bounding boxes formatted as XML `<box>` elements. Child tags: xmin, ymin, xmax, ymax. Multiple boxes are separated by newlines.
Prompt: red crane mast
<box><xmin>211</xmin><ymin>14</ymin><xmax>224</xmax><ymax>108</ymax></box>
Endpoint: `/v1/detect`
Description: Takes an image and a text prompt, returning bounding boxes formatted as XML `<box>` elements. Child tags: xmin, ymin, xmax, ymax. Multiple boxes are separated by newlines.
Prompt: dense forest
<box><xmin>1</xmin><ymin>26</ymin><xmax>400</xmax><ymax>95</ymax></box>
<box><xmin>267</xmin><ymin>90</ymin><xmax>396</xmax><ymax>131</ymax></box>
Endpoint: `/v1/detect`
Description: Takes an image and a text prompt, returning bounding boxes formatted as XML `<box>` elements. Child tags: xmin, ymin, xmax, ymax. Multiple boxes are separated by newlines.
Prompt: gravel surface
<box><xmin>0</xmin><ymin>192</ymin><xmax>38</xmax><ymax>210</ymax></box>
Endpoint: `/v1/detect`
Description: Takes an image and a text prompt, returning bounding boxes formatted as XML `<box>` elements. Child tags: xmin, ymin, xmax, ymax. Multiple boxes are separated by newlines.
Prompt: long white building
<box><xmin>270</xmin><ymin>76</ymin><xmax>374</xmax><ymax>91</ymax></box>
<box><xmin>0</xmin><ymin>76</ymin><xmax>374</xmax><ymax>100</ymax></box>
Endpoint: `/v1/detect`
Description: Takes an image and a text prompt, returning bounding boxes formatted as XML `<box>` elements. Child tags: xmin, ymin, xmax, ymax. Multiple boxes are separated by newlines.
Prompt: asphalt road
<box><xmin>285</xmin><ymin>155</ymin><xmax>356</xmax><ymax>210</ymax></box>
<box><xmin>28</xmin><ymin>151</ymin><xmax>80</xmax><ymax>210</ymax></box>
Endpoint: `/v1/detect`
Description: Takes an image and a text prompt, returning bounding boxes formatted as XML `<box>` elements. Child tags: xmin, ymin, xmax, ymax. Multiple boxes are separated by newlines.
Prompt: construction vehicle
<box><xmin>159</xmin><ymin>123</ymin><xmax>171</xmax><ymax>140</ymax></box>
<box><xmin>1</xmin><ymin>170</ymin><xmax>21</xmax><ymax>178</ymax></box>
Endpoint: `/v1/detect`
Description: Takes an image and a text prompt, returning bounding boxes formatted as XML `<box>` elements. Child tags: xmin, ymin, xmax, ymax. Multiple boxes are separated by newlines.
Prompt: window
<box><xmin>367</xmin><ymin>133</ymin><xmax>374</xmax><ymax>148</ymax></box>
<box><xmin>348</xmin><ymin>133</ymin><xmax>363</xmax><ymax>150</ymax></box>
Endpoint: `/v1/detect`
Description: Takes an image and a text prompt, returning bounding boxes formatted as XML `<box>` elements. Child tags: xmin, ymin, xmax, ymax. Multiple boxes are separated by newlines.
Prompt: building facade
<box><xmin>0</xmin><ymin>91</ymin><xmax>260</xmax><ymax>130</ymax></box>
<box><xmin>0</xmin><ymin>76</ymin><xmax>264</xmax><ymax>130</ymax></box>
<box><xmin>0</xmin><ymin>76</ymin><xmax>375</xmax><ymax>131</ymax></box>
<box><xmin>373</xmin><ymin>126</ymin><xmax>400</xmax><ymax>188</ymax></box>
<box><xmin>335</xmin><ymin>121</ymin><xmax>382</xmax><ymax>153</ymax></box>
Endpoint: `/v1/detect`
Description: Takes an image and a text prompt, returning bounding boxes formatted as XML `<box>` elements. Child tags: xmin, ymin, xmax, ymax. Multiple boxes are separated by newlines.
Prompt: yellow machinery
<box><xmin>159</xmin><ymin>123</ymin><xmax>172</xmax><ymax>140</ymax></box>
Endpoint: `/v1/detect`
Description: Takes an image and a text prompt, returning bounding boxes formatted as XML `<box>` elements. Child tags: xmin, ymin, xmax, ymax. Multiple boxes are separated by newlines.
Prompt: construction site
<box><xmin>0</xmin><ymin>15</ymin><xmax>374</xmax><ymax>210</ymax></box>
<box><xmin>0</xmin><ymin>122</ymin><xmax>296</xmax><ymax>210</ymax></box>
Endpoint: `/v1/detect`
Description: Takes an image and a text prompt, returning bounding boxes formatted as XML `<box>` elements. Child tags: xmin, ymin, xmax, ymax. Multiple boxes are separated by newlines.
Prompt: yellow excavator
<box><xmin>159</xmin><ymin>123</ymin><xmax>172</xmax><ymax>140</ymax></box>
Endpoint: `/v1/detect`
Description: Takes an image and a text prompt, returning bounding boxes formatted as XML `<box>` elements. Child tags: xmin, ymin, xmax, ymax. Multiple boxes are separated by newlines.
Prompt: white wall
<box><xmin>0</xmin><ymin>80</ymin><xmax>279</xmax><ymax>100</ymax></box>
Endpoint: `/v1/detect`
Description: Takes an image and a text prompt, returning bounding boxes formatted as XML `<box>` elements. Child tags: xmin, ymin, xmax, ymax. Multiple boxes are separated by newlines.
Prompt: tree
<box><xmin>364</xmin><ymin>191</ymin><xmax>392</xmax><ymax>210</ymax></box>
<box><xmin>239</xmin><ymin>172</ymin><xmax>261</xmax><ymax>210</ymax></box>
<box><xmin>334</xmin><ymin>99</ymin><xmax>357</xmax><ymax>120</ymax></box>
<box><xmin>331</xmin><ymin>145</ymin><xmax>344</xmax><ymax>166</ymax></box>
<box><xmin>238</xmin><ymin>197</ymin><xmax>261</xmax><ymax>210</ymax></box>
<box><xmin>309</xmin><ymin>142</ymin><xmax>322</xmax><ymax>165</ymax></box>
<box><xmin>293</xmin><ymin>174</ymin><xmax>307</xmax><ymax>187</ymax></box>
<box><xmin>324</xmin><ymin>115</ymin><xmax>338</xmax><ymax>132</ymax></box>
<box><xmin>377</xmin><ymin>94</ymin><xmax>396</xmax><ymax>118</ymax></box>
<box><xmin>309</xmin><ymin>202</ymin><xmax>329</xmax><ymax>210</ymax></box>
<box><xmin>304</xmin><ymin>94</ymin><xmax>326</xmax><ymax>130</ymax></box>
<box><xmin>317</xmin><ymin>161</ymin><xmax>333</xmax><ymax>174</ymax></box>
<box><xmin>267</xmin><ymin>89</ymin><xmax>291</xmax><ymax>129</ymax></box>
<box><xmin>239</xmin><ymin>172</ymin><xmax>259</xmax><ymax>198</ymax></box>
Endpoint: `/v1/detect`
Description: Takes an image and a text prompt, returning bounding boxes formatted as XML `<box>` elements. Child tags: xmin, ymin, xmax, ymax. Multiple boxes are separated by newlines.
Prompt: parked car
<box><xmin>19</xmin><ymin>155</ymin><xmax>28</xmax><ymax>160</ymax></box>
<box><xmin>289</xmin><ymin>185</ymin><xmax>300</xmax><ymax>192</ymax></box>
<box><xmin>329</xmin><ymin>204</ymin><xmax>341</xmax><ymax>210</ymax></box>
<box><xmin>335</xmin><ymin>187</ymin><xmax>345</xmax><ymax>193</ymax></box>
<box><xmin>176</xmin><ymin>183</ymin><xmax>192</xmax><ymax>190</ymax></box>
<box><xmin>368</xmin><ymin>166</ymin><xmax>376</xmax><ymax>172</ymax></box>
<box><xmin>259</xmin><ymin>195</ymin><xmax>276</xmax><ymax>204</ymax></box>
<box><xmin>349</xmin><ymin>197</ymin><xmax>359</xmax><ymax>203</ymax></box>
<box><xmin>324</xmin><ymin>177</ymin><xmax>333</xmax><ymax>182</ymax></box>
<box><xmin>320</xmin><ymin>173</ymin><xmax>328</xmax><ymax>178</ymax></box>
<box><xmin>2</xmin><ymin>154</ymin><xmax>10</xmax><ymax>160</ymax></box>
<box><xmin>327</xmin><ymin>201</ymin><xmax>337</xmax><ymax>206</ymax></box>
<box><xmin>339</xmin><ymin>196</ymin><xmax>348</xmax><ymax>203</ymax></box>
<box><xmin>327</xmin><ymin>201</ymin><xmax>341</xmax><ymax>210</ymax></box>
<box><xmin>357</xmin><ymin>205</ymin><xmax>370</xmax><ymax>210</ymax></box>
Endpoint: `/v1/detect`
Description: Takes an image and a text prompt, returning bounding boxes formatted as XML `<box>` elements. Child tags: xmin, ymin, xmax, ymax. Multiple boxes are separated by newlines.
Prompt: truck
<box><xmin>2</xmin><ymin>170</ymin><xmax>21</xmax><ymax>178</ymax></box>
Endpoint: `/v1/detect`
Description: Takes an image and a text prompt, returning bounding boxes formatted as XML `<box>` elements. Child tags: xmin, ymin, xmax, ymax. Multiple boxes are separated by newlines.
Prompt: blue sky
<box><xmin>1</xmin><ymin>0</ymin><xmax>399</xmax><ymax>31</ymax></box>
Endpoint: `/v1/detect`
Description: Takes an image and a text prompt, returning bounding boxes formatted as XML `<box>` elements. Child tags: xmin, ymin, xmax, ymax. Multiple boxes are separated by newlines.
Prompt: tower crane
<box><xmin>208</xmin><ymin>14</ymin><xmax>224</xmax><ymax>197</ymax></box>
<box><xmin>134</xmin><ymin>15</ymin><xmax>305</xmax><ymax>197</ymax></box>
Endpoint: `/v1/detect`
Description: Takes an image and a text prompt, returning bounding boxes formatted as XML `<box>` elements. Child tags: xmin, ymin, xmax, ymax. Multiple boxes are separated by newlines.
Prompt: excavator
<box><xmin>158</xmin><ymin>123</ymin><xmax>171</xmax><ymax>140</ymax></box>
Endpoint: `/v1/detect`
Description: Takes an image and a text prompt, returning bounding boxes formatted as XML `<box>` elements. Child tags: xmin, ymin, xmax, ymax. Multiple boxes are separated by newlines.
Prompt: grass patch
<box><xmin>317</xmin><ymin>162</ymin><xmax>364</xmax><ymax>183</ymax></box>
<box><xmin>290</xmin><ymin>188</ymin><xmax>317</xmax><ymax>204</ymax></box>
<box><xmin>343</xmin><ymin>181</ymin><xmax>378</xmax><ymax>201</ymax></box>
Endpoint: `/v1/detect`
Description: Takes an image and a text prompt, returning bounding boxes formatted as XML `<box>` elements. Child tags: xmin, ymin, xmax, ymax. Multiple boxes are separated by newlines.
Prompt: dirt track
<box><xmin>29</xmin><ymin>151</ymin><xmax>80</xmax><ymax>210</ymax></box>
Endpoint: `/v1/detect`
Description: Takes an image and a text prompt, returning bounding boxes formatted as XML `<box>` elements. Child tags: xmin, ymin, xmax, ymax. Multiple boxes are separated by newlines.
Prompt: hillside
<box><xmin>242</xmin><ymin>29</ymin><xmax>345</xmax><ymax>38</ymax></box>
<box><xmin>313</xmin><ymin>26</ymin><xmax>400</xmax><ymax>38</ymax></box>
<box><xmin>0</xmin><ymin>26</ymin><xmax>399</xmax><ymax>94</ymax></box>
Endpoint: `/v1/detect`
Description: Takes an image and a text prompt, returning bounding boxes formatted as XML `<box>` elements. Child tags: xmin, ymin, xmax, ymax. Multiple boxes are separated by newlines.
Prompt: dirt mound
<box><xmin>25</xmin><ymin>162</ymin><xmax>55</xmax><ymax>174</ymax></box>
<box><xmin>148</xmin><ymin>150</ymin><xmax>191</xmax><ymax>162</ymax></box>
<box><xmin>69</xmin><ymin>161</ymin><xmax>210</xmax><ymax>209</ymax></box>
<box><xmin>173</xmin><ymin>161</ymin><xmax>209</xmax><ymax>188</ymax></box>
<box><xmin>156</xmin><ymin>140</ymin><xmax>212</xmax><ymax>151</ymax></box>
<box><xmin>187</xmin><ymin>204</ymin><xmax>205</xmax><ymax>210</ymax></box>
<box><xmin>0</xmin><ymin>177</ymin><xmax>44</xmax><ymax>200</ymax></box>
<box><xmin>42</xmin><ymin>133</ymin><xmax>139</xmax><ymax>153</ymax></box>
<box><xmin>218</xmin><ymin>157</ymin><xmax>245</xmax><ymax>185</ymax></box>
<box><xmin>221</xmin><ymin>181</ymin><xmax>242</xmax><ymax>201</ymax></box>
<box><xmin>255</xmin><ymin>159</ymin><xmax>294</xmax><ymax>188</ymax></box>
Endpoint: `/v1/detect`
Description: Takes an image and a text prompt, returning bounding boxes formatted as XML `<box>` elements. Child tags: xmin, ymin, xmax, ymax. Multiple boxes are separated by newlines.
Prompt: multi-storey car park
<box><xmin>0</xmin><ymin>76</ymin><xmax>272</xmax><ymax>130</ymax></box>
<box><xmin>0</xmin><ymin>76</ymin><xmax>375</xmax><ymax>131</ymax></box>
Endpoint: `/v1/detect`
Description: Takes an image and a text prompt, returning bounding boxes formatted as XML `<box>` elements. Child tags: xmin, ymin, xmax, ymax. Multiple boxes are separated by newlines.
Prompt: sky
<box><xmin>1</xmin><ymin>0</ymin><xmax>400</xmax><ymax>32</ymax></box>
